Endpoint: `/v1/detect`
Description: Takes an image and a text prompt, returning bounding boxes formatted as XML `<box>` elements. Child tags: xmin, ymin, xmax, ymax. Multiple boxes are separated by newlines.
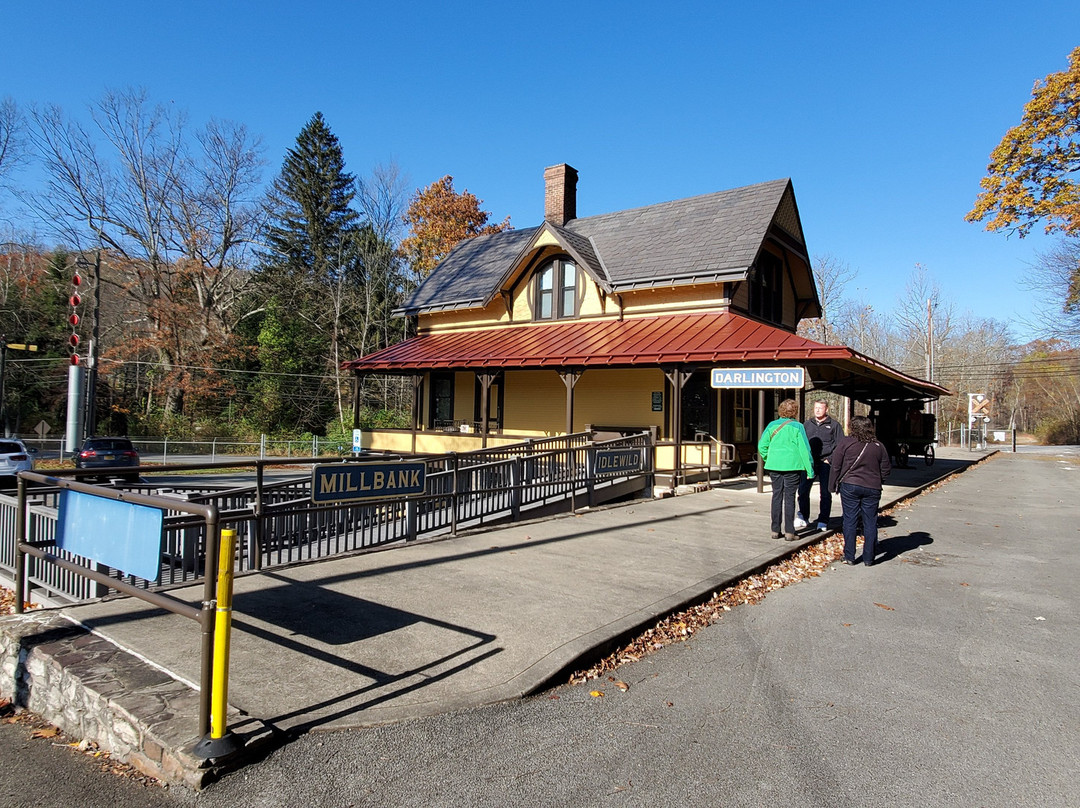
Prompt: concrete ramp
<box><xmin>1</xmin><ymin>450</ymin><xmax>990</xmax><ymax>787</ymax></box>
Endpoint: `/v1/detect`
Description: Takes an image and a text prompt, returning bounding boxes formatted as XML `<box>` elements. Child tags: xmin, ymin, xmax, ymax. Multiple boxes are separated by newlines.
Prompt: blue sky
<box><xmin>3</xmin><ymin>1</ymin><xmax>1078</xmax><ymax>341</ymax></box>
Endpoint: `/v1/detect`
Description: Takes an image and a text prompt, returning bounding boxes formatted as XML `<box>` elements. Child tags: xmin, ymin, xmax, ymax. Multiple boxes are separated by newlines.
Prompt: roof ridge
<box><xmin>563</xmin><ymin>177</ymin><xmax>791</xmax><ymax>226</ymax></box>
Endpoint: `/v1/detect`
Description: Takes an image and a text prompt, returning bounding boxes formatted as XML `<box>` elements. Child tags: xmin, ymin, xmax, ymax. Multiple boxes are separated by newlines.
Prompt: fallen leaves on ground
<box><xmin>570</xmin><ymin>534</ymin><xmax>851</xmax><ymax>684</ymax></box>
<box><xmin>1</xmin><ymin>702</ymin><xmax>164</xmax><ymax>786</ymax></box>
<box><xmin>568</xmin><ymin>458</ymin><xmax>989</xmax><ymax>686</ymax></box>
<box><xmin>0</xmin><ymin>585</ymin><xmax>39</xmax><ymax>616</ymax></box>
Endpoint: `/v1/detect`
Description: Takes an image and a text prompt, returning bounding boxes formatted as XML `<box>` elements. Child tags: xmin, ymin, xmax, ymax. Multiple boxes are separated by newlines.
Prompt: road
<box><xmin>1</xmin><ymin>450</ymin><xmax>1076</xmax><ymax>807</ymax></box>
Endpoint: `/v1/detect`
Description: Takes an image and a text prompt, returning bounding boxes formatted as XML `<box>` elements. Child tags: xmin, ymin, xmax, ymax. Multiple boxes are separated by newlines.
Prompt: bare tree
<box><xmin>357</xmin><ymin>160</ymin><xmax>410</xmax><ymax>242</ymax></box>
<box><xmin>892</xmin><ymin>264</ymin><xmax>956</xmax><ymax>379</ymax></box>
<box><xmin>0</xmin><ymin>97</ymin><xmax>27</xmax><ymax>188</ymax></box>
<box><xmin>932</xmin><ymin>314</ymin><xmax>1015</xmax><ymax>433</ymax></box>
<box><xmin>798</xmin><ymin>253</ymin><xmax>855</xmax><ymax>344</ymax></box>
<box><xmin>1023</xmin><ymin>238</ymin><xmax>1080</xmax><ymax>342</ymax></box>
<box><xmin>833</xmin><ymin>300</ymin><xmax>901</xmax><ymax>366</ymax></box>
<box><xmin>26</xmin><ymin>88</ymin><xmax>264</xmax><ymax>416</ymax></box>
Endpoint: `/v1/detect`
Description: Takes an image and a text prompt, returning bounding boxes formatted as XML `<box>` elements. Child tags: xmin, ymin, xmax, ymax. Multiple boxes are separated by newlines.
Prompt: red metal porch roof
<box><xmin>344</xmin><ymin>311</ymin><xmax>949</xmax><ymax>400</ymax></box>
<box><xmin>345</xmin><ymin>311</ymin><xmax>846</xmax><ymax>371</ymax></box>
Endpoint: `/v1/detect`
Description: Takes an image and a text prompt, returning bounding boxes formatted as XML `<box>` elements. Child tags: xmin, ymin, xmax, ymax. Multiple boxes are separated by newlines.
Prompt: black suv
<box><xmin>75</xmin><ymin>437</ymin><xmax>141</xmax><ymax>474</ymax></box>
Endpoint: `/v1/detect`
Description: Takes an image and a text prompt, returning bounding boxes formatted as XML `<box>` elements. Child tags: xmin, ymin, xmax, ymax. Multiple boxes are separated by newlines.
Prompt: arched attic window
<box><xmin>531</xmin><ymin>257</ymin><xmax>582</xmax><ymax>321</ymax></box>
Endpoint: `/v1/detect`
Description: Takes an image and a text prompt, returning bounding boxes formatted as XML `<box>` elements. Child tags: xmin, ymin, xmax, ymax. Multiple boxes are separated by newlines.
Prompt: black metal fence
<box><xmin>2</xmin><ymin>431</ymin><xmax>653</xmax><ymax>604</ymax></box>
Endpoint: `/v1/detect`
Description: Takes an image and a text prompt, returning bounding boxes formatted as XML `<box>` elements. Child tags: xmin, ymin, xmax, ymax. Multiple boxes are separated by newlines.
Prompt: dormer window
<box><xmin>533</xmin><ymin>258</ymin><xmax>579</xmax><ymax>320</ymax></box>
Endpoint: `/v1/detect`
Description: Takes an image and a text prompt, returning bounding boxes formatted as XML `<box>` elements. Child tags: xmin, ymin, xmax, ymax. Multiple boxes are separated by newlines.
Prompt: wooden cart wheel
<box><xmin>924</xmin><ymin>444</ymin><xmax>935</xmax><ymax>466</ymax></box>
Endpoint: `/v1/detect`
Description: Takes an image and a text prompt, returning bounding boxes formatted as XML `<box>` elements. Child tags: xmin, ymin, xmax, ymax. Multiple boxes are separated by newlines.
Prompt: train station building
<box><xmin>344</xmin><ymin>165</ymin><xmax>947</xmax><ymax>481</ymax></box>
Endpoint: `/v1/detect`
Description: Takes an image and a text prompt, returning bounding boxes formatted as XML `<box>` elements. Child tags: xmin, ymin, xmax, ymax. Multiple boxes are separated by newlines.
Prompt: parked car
<box><xmin>75</xmin><ymin>437</ymin><xmax>141</xmax><ymax>476</ymax></box>
<box><xmin>0</xmin><ymin>438</ymin><xmax>35</xmax><ymax>484</ymax></box>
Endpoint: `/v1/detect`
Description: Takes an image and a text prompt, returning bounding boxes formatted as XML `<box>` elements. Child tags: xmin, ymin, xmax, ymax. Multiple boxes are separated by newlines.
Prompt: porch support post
<box><xmin>559</xmin><ymin>370</ymin><xmax>583</xmax><ymax>435</ymax></box>
<box><xmin>412</xmin><ymin>374</ymin><xmax>424</xmax><ymax>454</ymax></box>
<box><xmin>352</xmin><ymin>371</ymin><xmax>363</xmax><ymax>429</ymax></box>
<box><xmin>757</xmin><ymin>389</ymin><xmax>766</xmax><ymax>493</ymax></box>
<box><xmin>663</xmin><ymin>367</ymin><xmax>693</xmax><ymax>491</ymax></box>
<box><xmin>477</xmin><ymin>371</ymin><xmax>499</xmax><ymax>449</ymax></box>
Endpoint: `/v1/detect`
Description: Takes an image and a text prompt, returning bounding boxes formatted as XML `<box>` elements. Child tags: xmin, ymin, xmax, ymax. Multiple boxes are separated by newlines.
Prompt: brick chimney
<box><xmin>544</xmin><ymin>163</ymin><xmax>578</xmax><ymax>225</ymax></box>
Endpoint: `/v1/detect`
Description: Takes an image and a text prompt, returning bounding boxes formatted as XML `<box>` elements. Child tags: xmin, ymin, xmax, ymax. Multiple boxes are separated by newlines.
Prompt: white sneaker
<box><xmin>793</xmin><ymin>516</ymin><xmax>808</xmax><ymax>529</ymax></box>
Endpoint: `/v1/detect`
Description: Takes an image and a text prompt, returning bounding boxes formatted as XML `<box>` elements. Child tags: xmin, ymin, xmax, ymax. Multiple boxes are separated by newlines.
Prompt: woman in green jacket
<box><xmin>758</xmin><ymin>398</ymin><xmax>815</xmax><ymax>541</ymax></box>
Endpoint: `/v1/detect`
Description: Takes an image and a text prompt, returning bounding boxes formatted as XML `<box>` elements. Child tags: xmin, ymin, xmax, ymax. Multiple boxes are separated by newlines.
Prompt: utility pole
<box><xmin>84</xmin><ymin>251</ymin><xmax>102</xmax><ymax>436</ymax></box>
<box><xmin>926</xmin><ymin>297</ymin><xmax>935</xmax><ymax>418</ymax></box>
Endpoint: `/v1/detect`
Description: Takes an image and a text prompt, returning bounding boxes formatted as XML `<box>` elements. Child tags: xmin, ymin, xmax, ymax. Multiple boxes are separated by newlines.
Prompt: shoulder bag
<box><xmin>835</xmin><ymin>442</ymin><xmax>869</xmax><ymax>486</ymax></box>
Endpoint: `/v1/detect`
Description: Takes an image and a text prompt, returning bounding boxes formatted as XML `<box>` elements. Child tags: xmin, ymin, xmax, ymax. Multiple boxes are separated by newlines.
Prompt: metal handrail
<box><xmin>13</xmin><ymin>472</ymin><xmax>222</xmax><ymax>740</ymax></box>
<box><xmin>5</xmin><ymin>429</ymin><xmax>657</xmax><ymax>743</ymax></box>
<box><xmin>9</xmin><ymin>431</ymin><xmax>654</xmax><ymax>590</ymax></box>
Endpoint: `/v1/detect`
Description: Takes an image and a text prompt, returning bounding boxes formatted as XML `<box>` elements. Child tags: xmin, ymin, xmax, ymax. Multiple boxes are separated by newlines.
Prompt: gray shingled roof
<box><xmin>398</xmin><ymin>178</ymin><xmax>795</xmax><ymax>315</ymax></box>
<box><xmin>402</xmin><ymin>227</ymin><xmax>538</xmax><ymax>312</ymax></box>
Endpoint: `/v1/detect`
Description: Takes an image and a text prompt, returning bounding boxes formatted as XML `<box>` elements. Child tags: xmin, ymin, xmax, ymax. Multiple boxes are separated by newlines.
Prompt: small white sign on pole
<box><xmin>352</xmin><ymin>428</ymin><xmax>363</xmax><ymax>454</ymax></box>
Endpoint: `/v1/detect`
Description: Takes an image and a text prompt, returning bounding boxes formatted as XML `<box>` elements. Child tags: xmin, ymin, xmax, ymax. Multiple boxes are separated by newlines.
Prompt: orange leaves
<box><xmin>587</xmin><ymin>679</ymin><xmax>629</xmax><ymax>698</ymax></box>
<box><xmin>966</xmin><ymin>46</ymin><xmax>1080</xmax><ymax>238</ymax></box>
<box><xmin>401</xmin><ymin>175</ymin><xmax>511</xmax><ymax>277</ymax></box>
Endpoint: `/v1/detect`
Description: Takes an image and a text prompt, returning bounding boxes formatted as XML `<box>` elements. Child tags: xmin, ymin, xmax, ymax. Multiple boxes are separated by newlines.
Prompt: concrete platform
<box><xmin>0</xmin><ymin>447</ymin><xmax>993</xmax><ymax>786</ymax></box>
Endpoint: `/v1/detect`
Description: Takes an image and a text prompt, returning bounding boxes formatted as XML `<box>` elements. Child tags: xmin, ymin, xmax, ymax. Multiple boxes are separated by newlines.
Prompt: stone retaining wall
<box><xmin>1</xmin><ymin>610</ymin><xmax>214</xmax><ymax>788</ymax></box>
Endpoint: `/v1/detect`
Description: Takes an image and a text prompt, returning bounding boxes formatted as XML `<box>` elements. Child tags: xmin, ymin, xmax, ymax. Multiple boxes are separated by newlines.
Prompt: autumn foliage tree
<box><xmin>967</xmin><ymin>47</ymin><xmax>1080</xmax><ymax>314</ymax></box>
<box><xmin>967</xmin><ymin>47</ymin><xmax>1080</xmax><ymax>239</ymax></box>
<box><xmin>400</xmin><ymin>175</ymin><xmax>510</xmax><ymax>281</ymax></box>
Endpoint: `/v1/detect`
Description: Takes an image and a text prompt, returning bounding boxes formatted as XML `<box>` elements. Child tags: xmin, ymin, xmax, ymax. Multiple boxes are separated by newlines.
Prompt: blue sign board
<box><xmin>595</xmin><ymin>448</ymin><xmax>642</xmax><ymax>475</ymax></box>
<box><xmin>710</xmin><ymin>367</ymin><xmax>805</xmax><ymax>389</ymax></box>
<box><xmin>56</xmin><ymin>490</ymin><xmax>164</xmax><ymax>581</ymax></box>
<box><xmin>312</xmin><ymin>462</ymin><xmax>427</xmax><ymax>503</ymax></box>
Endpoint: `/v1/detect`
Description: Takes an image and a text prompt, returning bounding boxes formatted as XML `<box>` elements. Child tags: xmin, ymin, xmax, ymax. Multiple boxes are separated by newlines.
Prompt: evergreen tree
<box><xmin>255</xmin><ymin>112</ymin><xmax>361</xmax><ymax>434</ymax></box>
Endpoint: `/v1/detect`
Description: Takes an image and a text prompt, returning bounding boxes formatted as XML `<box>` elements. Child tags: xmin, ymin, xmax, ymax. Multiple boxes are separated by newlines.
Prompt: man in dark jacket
<box><xmin>796</xmin><ymin>400</ymin><xmax>844</xmax><ymax>530</ymax></box>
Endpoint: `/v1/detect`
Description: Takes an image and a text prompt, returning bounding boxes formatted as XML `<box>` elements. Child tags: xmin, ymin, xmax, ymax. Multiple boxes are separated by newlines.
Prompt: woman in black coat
<box><xmin>829</xmin><ymin>415</ymin><xmax>891</xmax><ymax>566</ymax></box>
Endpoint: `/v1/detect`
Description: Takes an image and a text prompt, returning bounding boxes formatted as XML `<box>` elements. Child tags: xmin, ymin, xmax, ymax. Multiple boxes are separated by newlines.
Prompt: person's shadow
<box><xmin>873</xmin><ymin>530</ymin><xmax>933</xmax><ymax>564</ymax></box>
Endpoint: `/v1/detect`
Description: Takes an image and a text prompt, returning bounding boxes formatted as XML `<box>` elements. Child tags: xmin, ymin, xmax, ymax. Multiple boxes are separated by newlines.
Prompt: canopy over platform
<box><xmin>344</xmin><ymin>311</ymin><xmax>948</xmax><ymax>404</ymax></box>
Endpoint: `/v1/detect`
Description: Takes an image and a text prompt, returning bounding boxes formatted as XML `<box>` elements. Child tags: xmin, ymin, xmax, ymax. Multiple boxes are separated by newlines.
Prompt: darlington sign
<box><xmin>312</xmin><ymin>462</ymin><xmax>426</xmax><ymax>503</ymax></box>
<box><xmin>710</xmin><ymin>367</ymin><xmax>805</xmax><ymax>389</ymax></box>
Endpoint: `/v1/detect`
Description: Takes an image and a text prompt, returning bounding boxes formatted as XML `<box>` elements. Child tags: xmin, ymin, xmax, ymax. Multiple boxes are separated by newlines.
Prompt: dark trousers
<box><xmin>769</xmin><ymin>471</ymin><xmax>802</xmax><ymax>534</ymax></box>
<box><xmin>798</xmin><ymin>459</ymin><xmax>832</xmax><ymax>523</ymax></box>
<box><xmin>839</xmin><ymin>482</ymin><xmax>882</xmax><ymax>565</ymax></box>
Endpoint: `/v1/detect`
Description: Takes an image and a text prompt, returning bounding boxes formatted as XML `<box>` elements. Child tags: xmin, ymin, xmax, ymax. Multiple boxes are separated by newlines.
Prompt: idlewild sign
<box><xmin>595</xmin><ymin>448</ymin><xmax>642</xmax><ymax>475</ymax></box>
<box><xmin>312</xmin><ymin>462</ymin><xmax>427</xmax><ymax>503</ymax></box>
<box><xmin>710</xmin><ymin>367</ymin><xmax>805</xmax><ymax>389</ymax></box>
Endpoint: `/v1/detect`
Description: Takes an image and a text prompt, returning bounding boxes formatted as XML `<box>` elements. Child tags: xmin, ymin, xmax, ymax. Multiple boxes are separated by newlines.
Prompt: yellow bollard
<box><xmin>210</xmin><ymin>528</ymin><xmax>236</xmax><ymax>740</ymax></box>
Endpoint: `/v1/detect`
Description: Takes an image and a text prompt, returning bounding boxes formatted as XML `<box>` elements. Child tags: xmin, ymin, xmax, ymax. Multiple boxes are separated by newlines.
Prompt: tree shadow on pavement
<box><xmin>874</xmin><ymin>530</ymin><xmax>933</xmax><ymax>564</ymax></box>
